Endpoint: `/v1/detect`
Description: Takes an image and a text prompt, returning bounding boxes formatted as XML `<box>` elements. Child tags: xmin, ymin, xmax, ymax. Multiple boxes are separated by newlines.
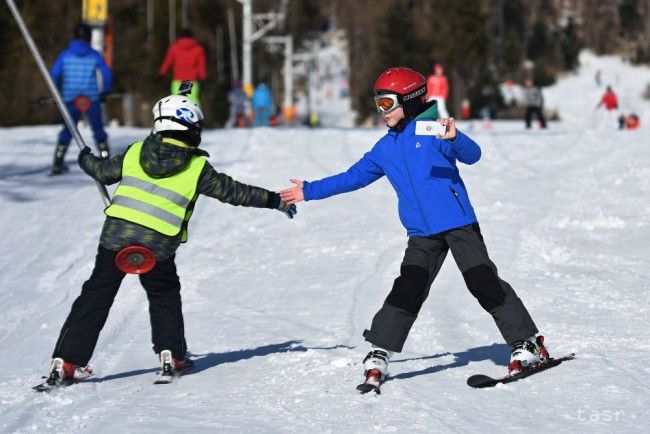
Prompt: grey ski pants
<box><xmin>363</xmin><ymin>223</ymin><xmax>538</xmax><ymax>352</ymax></box>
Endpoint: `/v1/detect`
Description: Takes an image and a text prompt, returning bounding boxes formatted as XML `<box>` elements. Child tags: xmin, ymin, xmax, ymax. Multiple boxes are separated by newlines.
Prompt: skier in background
<box><xmin>522</xmin><ymin>79</ymin><xmax>547</xmax><ymax>129</ymax></box>
<box><xmin>280</xmin><ymin>67</ymin><xmax>549</xmax><ymax>387</ymax></box>
<box><xmin>252</xmin><ymin>82</ymin><xmax>273</xmax><ymax>127</ymax></box>
<box><xmin>597</xmin><ymin>86</ymin><xmax>618</xmax><ymax>111</ymax></box>
<box><xmin>40</xmin><ymin>88</ymin><xmax>296</xmax><ymax>388</ymax></box>
<box><xmin>426</xmin><ymin>63</ymin><xmax>449</xmax><ymax>118</ymax></box>
<box><xmin>596</xmin><ymin>85</ymin><xmax>619</xmax><ymax>128</ymax></box>
<box><xmin>159</xmin><ymin>28</ymin><xmax>207</xmax><ymax>105</ymax></box>
<box><xmin>50</xmin><ymin>22</ymin><xmax>112</xmax><ymax>175</ymax></box>
<box><xmin>225</xmin><ymin>79</ymin><xmax>250</xmax><ymax>128</ymax></box>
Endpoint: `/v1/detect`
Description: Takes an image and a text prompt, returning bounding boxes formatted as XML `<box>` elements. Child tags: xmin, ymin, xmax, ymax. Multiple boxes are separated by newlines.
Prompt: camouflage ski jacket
<box><xmin>79</xmin><ymin>133</ymin><xmax>277</xmax><ymax>260</ymax></box>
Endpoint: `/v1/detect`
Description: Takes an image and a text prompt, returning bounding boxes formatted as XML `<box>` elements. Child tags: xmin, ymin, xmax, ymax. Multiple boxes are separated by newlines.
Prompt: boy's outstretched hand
<box><xmin>279</xmin><ymin>179</ymin><xmax>305</xmax><ymax>204</ymax></box>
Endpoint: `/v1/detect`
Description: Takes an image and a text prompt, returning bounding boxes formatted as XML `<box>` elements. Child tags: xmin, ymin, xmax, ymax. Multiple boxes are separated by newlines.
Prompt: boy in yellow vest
<box><xmin>40</xmin><ymin>92</ymin><xmax>296</xmax><ymax>388</ymax></box>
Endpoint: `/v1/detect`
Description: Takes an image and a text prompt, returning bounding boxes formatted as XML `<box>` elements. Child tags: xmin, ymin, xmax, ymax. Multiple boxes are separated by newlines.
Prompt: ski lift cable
<box><xmin>5</xmin><ymin>0</ymin><xmax>111</xmax><ymax>206</ymax></box>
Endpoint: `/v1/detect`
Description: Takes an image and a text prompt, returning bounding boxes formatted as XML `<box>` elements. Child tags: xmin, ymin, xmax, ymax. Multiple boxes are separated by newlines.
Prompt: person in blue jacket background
<box><xmin>251</xmin><ymin>82</ymin><xmax>273</xmax><ymax>127</ymax></box>
<box><xmin>50</xmin><ymin>22</ymin><xmax>112</xmax><ymax>175</ymax></box>
<box><xmin>280</xmin><ymin>67</ymin><xmax>549</xmax><ymax>383</ymax></box>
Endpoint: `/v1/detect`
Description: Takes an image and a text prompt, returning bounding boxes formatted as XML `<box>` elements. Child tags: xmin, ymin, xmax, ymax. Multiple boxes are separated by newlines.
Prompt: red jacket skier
<box><xmin>597</xmin><ymin>86</ymin><xmax>618</xmax><ymax>111</ymax></box>
<box><xmin>426</xmin><ymin>63</ymin><xmax>449</xmax><ymax>117</ymax></box>
<box><xmin>159</xmin><ymin>28</ymin><xmax>206</xmax><ymax>104</ymax></box>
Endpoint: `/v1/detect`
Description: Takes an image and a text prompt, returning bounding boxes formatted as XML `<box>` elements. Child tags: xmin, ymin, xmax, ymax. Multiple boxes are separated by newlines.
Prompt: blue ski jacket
<box><xmin>50</xmin><ymin>39</ymin><xmax>112</xmax><ymax>103</ymax></box>
<box><xmin>303</xmin><ymin>106</ymin><xmax>481</xmax><ymax>236</ymax></box>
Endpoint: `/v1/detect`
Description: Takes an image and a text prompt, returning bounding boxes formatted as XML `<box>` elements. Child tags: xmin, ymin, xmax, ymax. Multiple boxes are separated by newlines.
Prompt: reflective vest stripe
<box><xmin>111</xmin><ymin>195</ymin><xmax>184</xmax><ymax>227</ymax></box>
<box><xmin>119</xmin><ymin>176</ymin><xmax>191</xmax><ymax>208</ymax></box>
<box><xmin>104</xmin><ymin>141</ymin><xmax>206</xmax><ymax>237</ymax></box>
<box><xmin>112</xmin><ymin>185</ymin><xmax>185</xmax><ymax>219</ymax></box>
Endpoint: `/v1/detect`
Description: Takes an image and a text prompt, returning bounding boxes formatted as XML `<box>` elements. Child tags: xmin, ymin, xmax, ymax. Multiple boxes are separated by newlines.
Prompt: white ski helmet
<box><xmin>152</xmin><ymin>95</ymin><xmax>204</xmax><ymax>134</ymax></box>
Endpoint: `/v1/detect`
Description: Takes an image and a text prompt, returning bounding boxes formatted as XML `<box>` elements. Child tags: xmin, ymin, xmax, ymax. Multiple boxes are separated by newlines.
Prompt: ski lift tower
<box><xmin>236</xmin><ymin>0</ymin><xmax>286</xmax><ymax>94</ymax></box>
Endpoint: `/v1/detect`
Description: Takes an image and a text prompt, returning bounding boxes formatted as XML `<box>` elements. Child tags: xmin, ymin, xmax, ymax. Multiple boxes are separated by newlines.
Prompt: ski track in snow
<box><xmin>1</xmin><ymin>52</ymin><xmax>649</xmax><ymax>432</ymax></box>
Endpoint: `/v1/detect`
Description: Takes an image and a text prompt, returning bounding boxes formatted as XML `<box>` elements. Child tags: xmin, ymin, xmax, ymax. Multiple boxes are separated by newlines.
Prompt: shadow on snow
<box><xmin>88</xmin><ymin>340</ymin><xmax>354</xmax><ymax>382</ymax></box>
<box><xmin>388</xmin><ymin>342</ymin><xmax>509</xmax><ymax>381</ymax></box>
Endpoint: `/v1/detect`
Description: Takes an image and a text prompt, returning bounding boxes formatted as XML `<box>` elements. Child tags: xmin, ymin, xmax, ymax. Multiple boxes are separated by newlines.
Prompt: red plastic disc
<box><xmin>73</xmin><ymin>95</ymin><xmax>92</xmax><ymax>112</ymax></box>
<box><xmin>115</xmin><ymin>245</ymin><xmax>156</xmax><ymax>274</ymax></box>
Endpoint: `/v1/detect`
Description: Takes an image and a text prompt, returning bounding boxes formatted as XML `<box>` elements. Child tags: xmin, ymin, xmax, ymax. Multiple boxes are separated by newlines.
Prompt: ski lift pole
<box><xmin>5</xmin><ymin>0</ymin><xmax>111</xmax><ymax>206</ymax></box>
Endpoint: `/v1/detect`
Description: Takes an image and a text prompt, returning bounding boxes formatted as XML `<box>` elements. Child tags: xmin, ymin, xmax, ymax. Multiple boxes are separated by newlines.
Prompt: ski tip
<box><xmin>466</xmin><ymin>374</ymin><xmax>496</xmax><ymax>388</ymax></box>
<box><xmin>33</xmin><ymin>382</ymin><xmax>59</xmax><ymax>392</ymax></box>
<box><xmin>356</xmin><ymin>383</ymin><xmax>381</xmax><ymax>394</ymax></box>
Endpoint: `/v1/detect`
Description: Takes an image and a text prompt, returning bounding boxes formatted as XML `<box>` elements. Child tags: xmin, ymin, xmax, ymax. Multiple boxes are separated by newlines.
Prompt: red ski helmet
<box><xmin>373</xmin><ymin>67</ymin><xmax>427</xmax><ymax>119</ymax></box>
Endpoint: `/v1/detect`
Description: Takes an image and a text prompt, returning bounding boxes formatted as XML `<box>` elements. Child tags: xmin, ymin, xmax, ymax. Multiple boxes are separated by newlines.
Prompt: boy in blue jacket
<box><xmin>280</xmin><ymin>67</ymin><xmax>549</xmax><ymax>383</ymax></box>
<box><xmin>50</xmin><ymin>22</ymin><xmax>112</xmax><ymax>175</ymax></box>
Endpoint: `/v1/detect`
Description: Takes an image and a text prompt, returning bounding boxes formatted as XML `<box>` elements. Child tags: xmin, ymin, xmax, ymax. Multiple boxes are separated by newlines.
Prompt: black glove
<box><xmin>78</xmin><ymin>145</ymin><xmax>92</xmax><ymax>165</ymax></box>
<box><xmin>271</xmin><ymin>193</ymin><xmax>297</xmax><ymax>219</ymax></box>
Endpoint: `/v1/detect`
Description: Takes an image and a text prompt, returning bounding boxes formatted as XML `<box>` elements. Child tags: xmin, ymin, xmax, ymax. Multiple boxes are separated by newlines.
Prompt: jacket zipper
<box><xmin>449</xmin><ymin>186</ymin><xmax>467</xmax><ymax>215</ymax></box>
<box><xmin>401</xmin><ymin>136</ymin><xmax>432</xmax><ymax>234</ymax></box>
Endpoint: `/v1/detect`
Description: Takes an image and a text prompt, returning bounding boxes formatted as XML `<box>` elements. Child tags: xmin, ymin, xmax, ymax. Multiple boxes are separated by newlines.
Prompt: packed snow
<box><xmin>0</xmin><ymin>51</ymin><xmax>648</xmax><ymax>432</ymax></box>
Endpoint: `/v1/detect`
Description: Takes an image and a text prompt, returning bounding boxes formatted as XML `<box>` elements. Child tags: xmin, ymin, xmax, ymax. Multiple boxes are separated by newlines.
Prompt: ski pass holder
<box><xmin>415</xmin><ymin>120</ymin><xmax>446</xmax><ymax>137</ymax></box>
<box><xmin>115</xmin><ymin>245</ymin><xmax>156</xmax><ymax>274</ymax></box>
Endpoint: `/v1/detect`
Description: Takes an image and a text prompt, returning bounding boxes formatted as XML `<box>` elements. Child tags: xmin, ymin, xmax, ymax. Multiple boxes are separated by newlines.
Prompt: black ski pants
<box><xmin>363</xmin><ymin>224</ymin><xmax>538</xmax><ymax>352</ymax></box>
<box><xmin>525</xmin><ymin>105</ymin><xmax>547</xmax><ymax>128</ymax></box>
<box><xmin>52</xmin><ymin>245</ymin><xmax>186</xmax><ymax>366</ymax></box>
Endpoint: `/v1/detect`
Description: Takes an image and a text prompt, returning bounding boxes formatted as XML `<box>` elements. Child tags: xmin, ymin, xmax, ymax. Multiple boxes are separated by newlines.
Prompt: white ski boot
<box><xmin>508</xmin><ymin>335</ymin><xmax>550</xmax><ymax>374</ymax></box>
<box><xmin>357</xmin><ymin>348</ymin><xmax>392</xmax><ymax>394</ymax></box>
<box><xmin>33</xmin><ymin>358</ymin><xmax>92</xmax><ymax>391</ymax></box>
<box><xmin>363</xmin><ymin>348</ymin><xmax>392</xmax><ymax>380</ymax></box>
<box><xmin>154</xmin><ymin>350</ymin><xmax>193</xmax><ymax>384</ymax></box>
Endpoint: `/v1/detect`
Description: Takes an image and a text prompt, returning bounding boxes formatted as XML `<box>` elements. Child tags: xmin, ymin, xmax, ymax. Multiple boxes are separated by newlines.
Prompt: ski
<box><xmin>32</xmin><ymin>377</ymin><xmax>75</xmax><ymax>392</ymax></box>
<box><xmin>153</xmin><ymin>354</ymin><xmax>194</xmax><ymax>385</ymax></box>
<box><xmin>467</xmin><ymin>353</ymin><xmax>576</xmax><ymax>388</ymax></box>
<box><xmin>356</xmin><ymin>368</ymin><xmax>383</xmax><ymax>395</ymax></box>
<box><xmin>153</xmin><ymin>372</ymin><xmax>175</xmax><ymax>385</ymax></box>
<box><xmin>32</xmin><ymin>372</ymin><xmax>93</xmax><ymax>392</ymax></box>
<box><xmin>33</xmin><ymin>359</ymin><xmax>93</xmax><ymax>392</ymax></box>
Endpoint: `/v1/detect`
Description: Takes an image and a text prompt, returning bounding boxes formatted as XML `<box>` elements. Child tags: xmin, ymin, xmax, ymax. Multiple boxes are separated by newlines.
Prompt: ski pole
<box><xmin>5</xmin><ymin>0</ymin><xmax>111</xmax><ymax>206</ymax></box>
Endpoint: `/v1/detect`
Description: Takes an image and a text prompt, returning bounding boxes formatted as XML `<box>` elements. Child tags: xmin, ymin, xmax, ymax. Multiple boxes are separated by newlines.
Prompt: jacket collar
<box><xmin>414</xmin><ymin>102</ymin><xmax>440</xmax><ymax>121</ymax></box>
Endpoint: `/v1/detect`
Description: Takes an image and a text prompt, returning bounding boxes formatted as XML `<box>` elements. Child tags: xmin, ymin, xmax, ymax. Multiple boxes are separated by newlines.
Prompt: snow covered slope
<box><xmin>0</xmin><ymin>53</ymin><xmax>648</xmax><ymax>432</ymax></box>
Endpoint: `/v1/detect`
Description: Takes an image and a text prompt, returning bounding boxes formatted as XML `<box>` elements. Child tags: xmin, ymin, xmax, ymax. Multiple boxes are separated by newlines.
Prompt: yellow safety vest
<box><xmin>105</xmin><ymin>140</ymin><xmax>206</xmax><ymax>241</ymax></box>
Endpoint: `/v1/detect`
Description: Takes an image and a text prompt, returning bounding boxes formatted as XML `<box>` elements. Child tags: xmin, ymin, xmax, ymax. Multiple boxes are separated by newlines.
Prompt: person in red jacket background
<box><xmin>597</xmin><ymin>85</ymin><xmax>618</xmax><ymax>111</ymax></box>
<box><xmin>426</xmin><ymin>63</ymin><xmax>449</xmax><ymax>117</ymax></box>
<box><xmin>159</xmin><ymin>29</ymin><xmax>207</xmax><ymax>105</ymax></box>
<box><xmin>596</xmin><ymin>85</ymin><xmax>619</xmax><ymax>128</ymax></box>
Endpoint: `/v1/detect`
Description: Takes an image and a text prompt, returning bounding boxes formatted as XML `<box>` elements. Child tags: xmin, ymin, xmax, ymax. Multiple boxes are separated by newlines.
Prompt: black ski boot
<box><xmin>50</xmin><ymin>143</ymin><xmax>69</xmax><ymax>175</ymax></box>
<box><xmin>97</xmin><ymin>141</ymin><xmax>110</xmax><ymax>159</ymax></box>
